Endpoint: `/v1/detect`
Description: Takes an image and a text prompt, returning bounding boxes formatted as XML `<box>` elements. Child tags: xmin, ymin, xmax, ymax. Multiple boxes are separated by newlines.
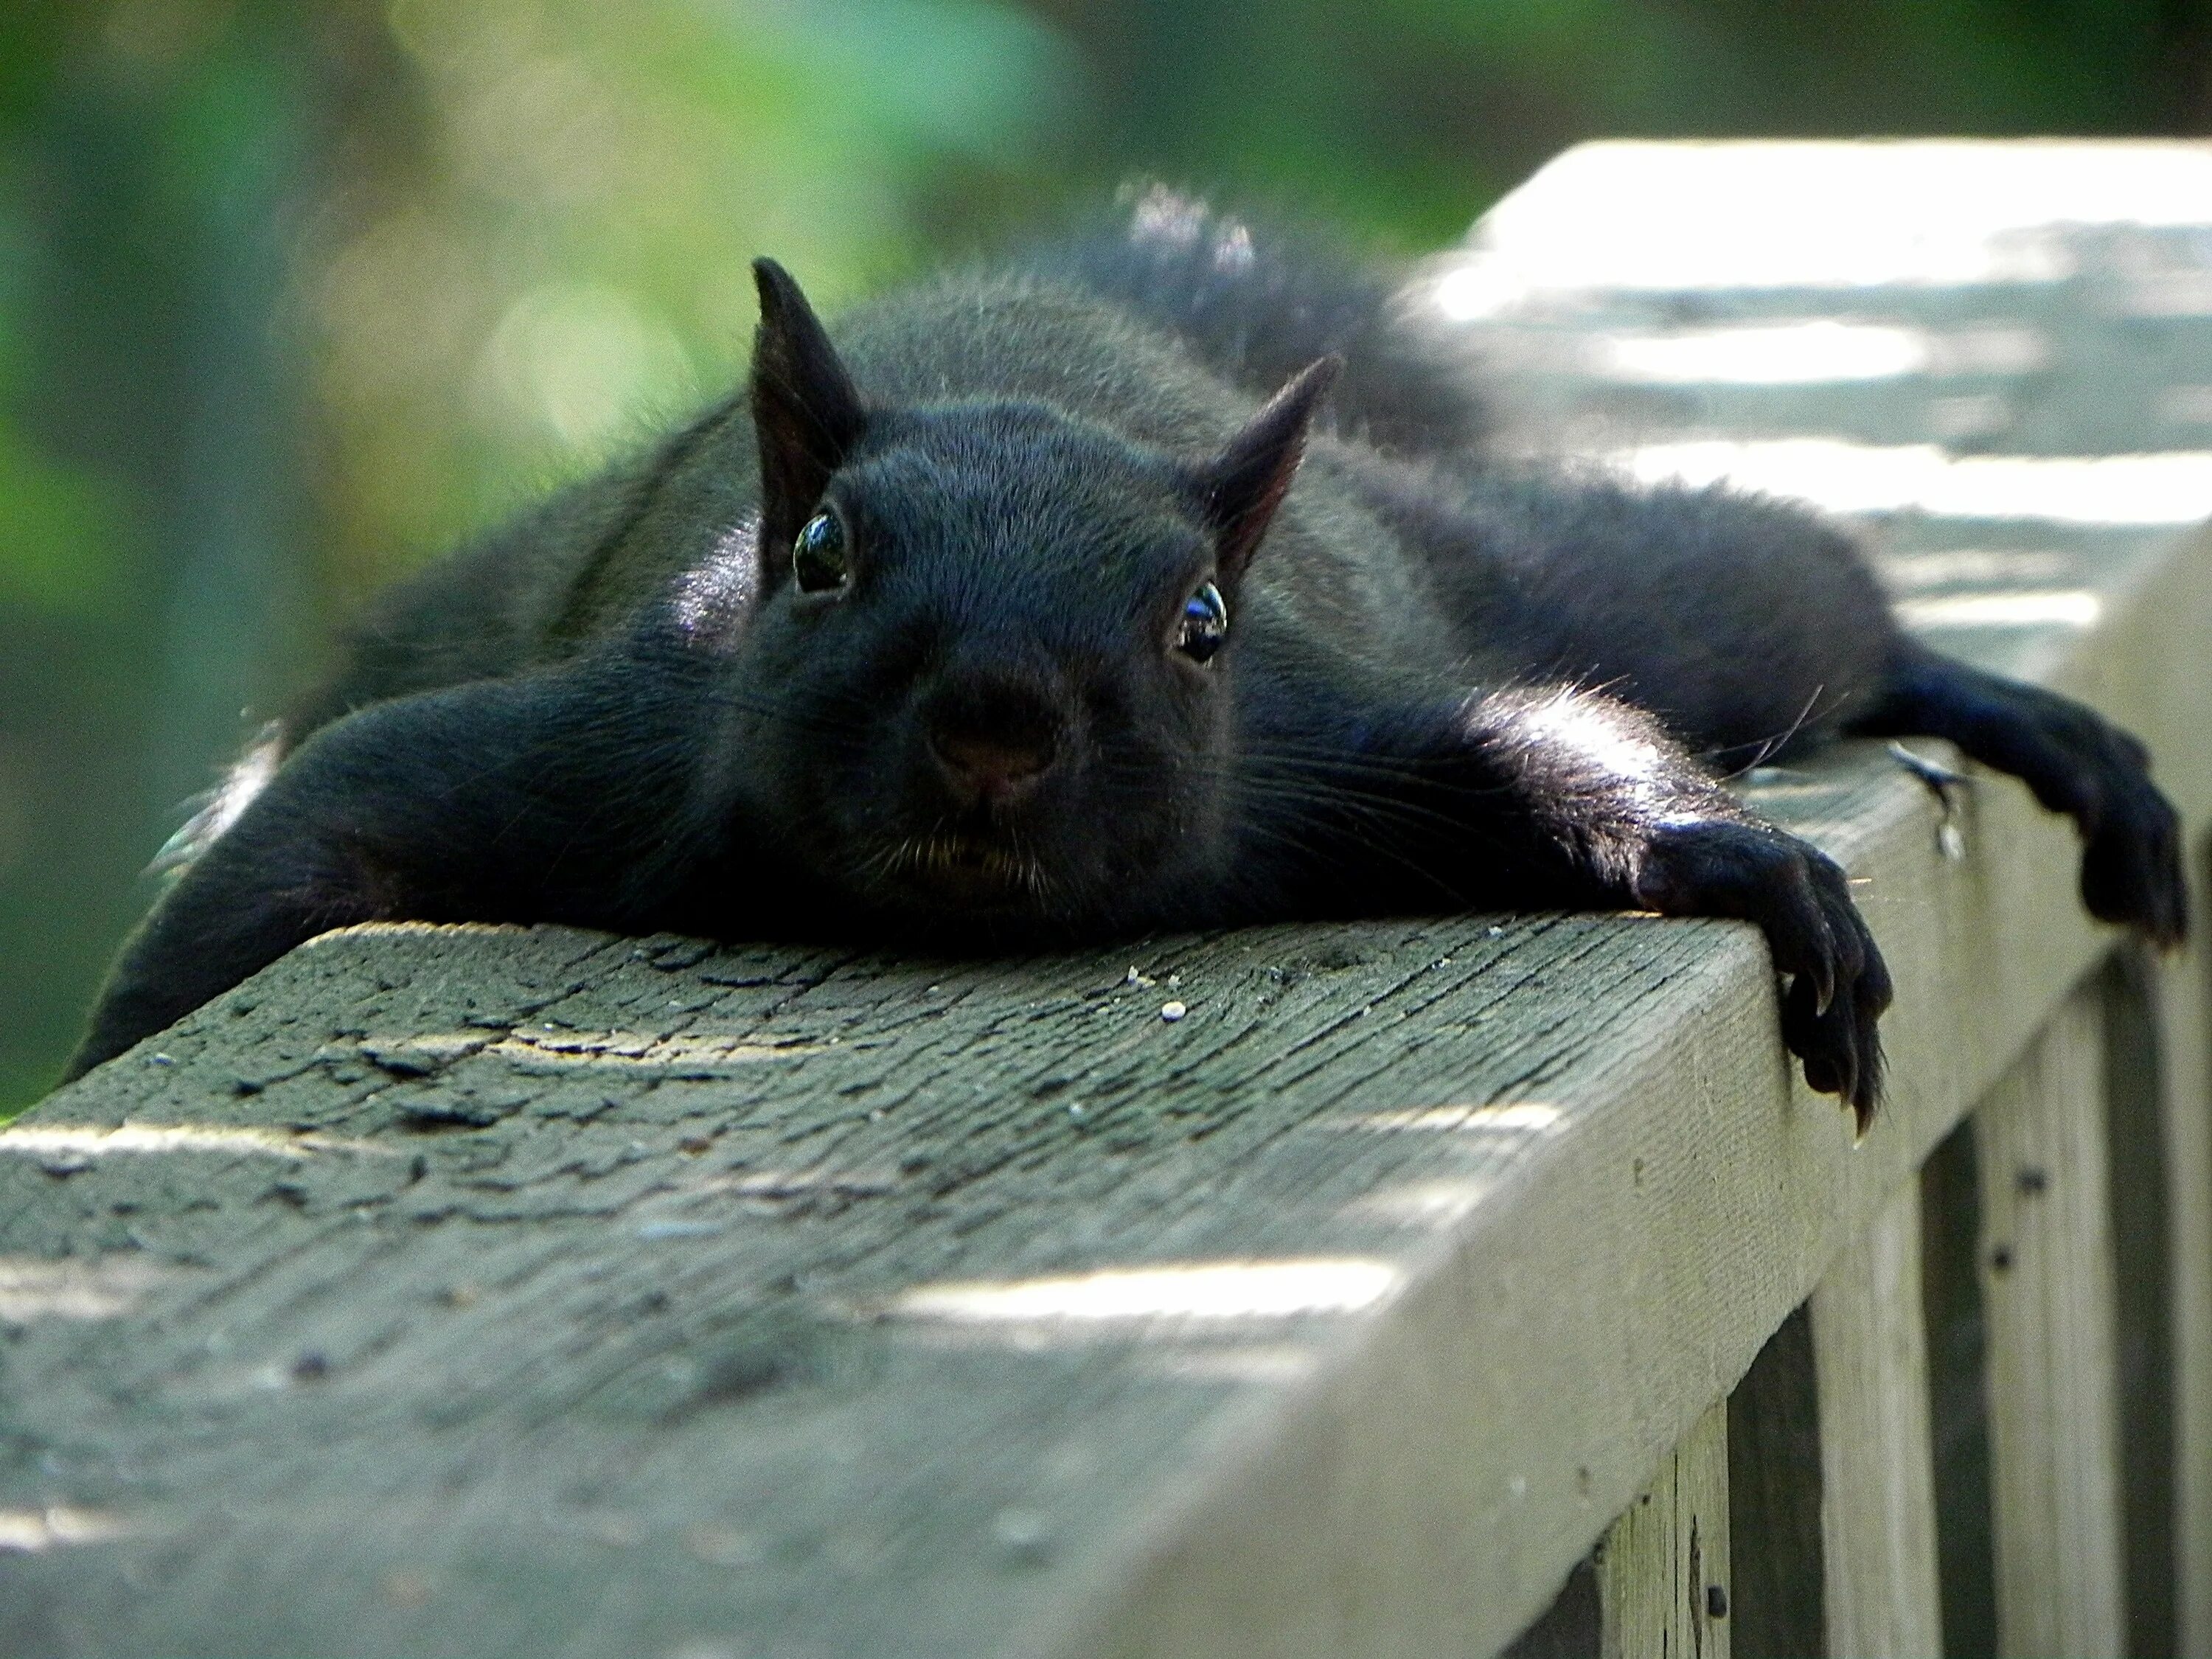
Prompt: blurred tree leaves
<box><xmin>0</xmin><ymin>364</ymin><xmax>125</xmax><ymax>619</ymax></box>
<box><xmin>0</xmin><ymin>0</ymin><xmax>2203</xmax><ymax>1110</ymax></box>
<box><xmin>324</xmin><ymin>0</ymin><xmax>1082</xmax><ymax>595</ymax></box>
<box><xmin>1040</xmin><ymin>0</ymin><xmax>2205</xmax><ymax>245</ymax></box>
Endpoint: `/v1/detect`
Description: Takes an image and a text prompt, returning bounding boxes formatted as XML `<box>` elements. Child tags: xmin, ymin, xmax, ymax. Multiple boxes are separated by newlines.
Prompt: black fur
<box><xmin>69</xmin><ymin>195</ymin><xmax>2189</xmax><ymax>1125</ymax></box>
<box><xmin>1019</xmin><ymin>185</ymin><xmax>1488</xmax><ymax>458</ymax></box>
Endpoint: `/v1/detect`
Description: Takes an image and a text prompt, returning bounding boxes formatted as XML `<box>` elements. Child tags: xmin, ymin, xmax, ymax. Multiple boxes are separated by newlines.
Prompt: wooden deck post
<box><xmin>1809</xmin><ymin>1183</ymin><xmax>1944</xmax><ymax>1658</ymax></box>
<box><xmin>1975</xmin><ymin>984</ymin><xmax>2126</xmax><ymax>1658</ymax></box>
<box><xmin>2153</xmin><ymin>909</ymin><xmax>2212</xmax><ymax>1656</ymax></box>
<box><xmin>1597</xmin><ymin>1403</ymin><xmax>1731</xmax><ymax>1659</ymax></box>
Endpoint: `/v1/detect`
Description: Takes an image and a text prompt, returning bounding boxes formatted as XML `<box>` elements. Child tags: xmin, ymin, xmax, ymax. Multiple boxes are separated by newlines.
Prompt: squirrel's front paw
<box><xmin>1632</xmin><ymin>820</ymin><xmax>1892</xmax><ymax>1128</ymax></box>
<box><xmin>2065</xmin><ymin>724</ymin><xmax>2189</xmax><ymax>948</ymax></box>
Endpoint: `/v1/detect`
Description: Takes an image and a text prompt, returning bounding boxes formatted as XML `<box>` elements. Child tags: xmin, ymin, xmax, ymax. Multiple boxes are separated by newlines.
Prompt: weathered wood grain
<box><xmin>1722</xmin><ymin>1307</ymin><xmax>1823</xmax><ymax>1658</ymax></box>
<box><xmin>1919</xmin><ymin>1118</ymin><xmax>2000</xmax><ymax>1659</ymax></box>
<box><xmin>2152</xmin><ymin>897</ymin><xmax>2212</xmax><ymax>1657</ymax></box>
<box><xmin>4</xmin><ymin>142</ymin><xmax>2211</xmax><ymax>1658</ymax></box>
<box><xmin>1809</xmin><ymin>1182</ymin><xmax>1943</xmax><ymax>1659</ymax></box>
<box><xmin>1976</xmin><ymin>986</ymin><xmax>2126</xmax><ymax>1659</ymax></box>
<box><xmin>1598</xmin><ymin>1402</ymin><xmax>1730</xmax><ymax>1659</ymax></box>
<box><xmin>2105</xmin><ymin>945</ymin><xmax>2182</xmax><ymax>1658</ymax></box>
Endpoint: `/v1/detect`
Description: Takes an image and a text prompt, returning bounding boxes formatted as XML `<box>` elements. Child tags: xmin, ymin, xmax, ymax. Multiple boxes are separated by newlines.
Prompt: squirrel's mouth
<box><xmin>871</xmin><ymin>830</ymin><xmax>1050</xmax><ymax>909</ymax></box>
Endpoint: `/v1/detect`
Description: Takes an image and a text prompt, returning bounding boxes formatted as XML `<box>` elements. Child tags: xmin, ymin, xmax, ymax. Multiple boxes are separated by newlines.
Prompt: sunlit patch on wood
<box><xmin>1588</xmin><ymin>321</ymin><xmax>2045</xmax><ymax>387</ymax></box>
<box><xmin>1873</xmin><ymin>549</ymin><xmax>2074</xmax><ymax>592</ymax></box>
<box><xmin>1343</xmin><ymin>1178</ymin><xmax>1499</xmax><ymax>1225</ymax></box>
<box><xmin>357</xmin><ymin>1026</ymin><xmax>832</xmax><ymax>1076</ymax></box>
<box><xmin>0</xmin><ymin>1123</ymin><xmax>393</xmax><ymax>1161</ymax></box>
<box><xmin>1140</xmin><ymin>1342</ymin><xmax>1322</xmax><ymax>1387</ymax></box>
<box><xmin>488</xmin><ymin>1029</ymin><xmax>828</xmax><ymax>1070</ymax></box>
<box><xmin>0</xmin><ymin>1506</ymin><xmax>133</xmax><ymax>1554</ymax></box>
<box><xmin>1615</xmin><ymin>439</ymin><xmax>2212</xmax><ymax>525</ymax></box>
<box><xmin>1894</xmin><ymin>591</ymin><xmax>2102</xmax><ymax>630</ymax></box>
<box><xmin>1340</xmin><ymin>1100</ymin><xmax>1566</xmax><ymax>1135</ymax></box>
<box><xmin>1419</xmin><ymin>140</ymin><xmax>2212</xmax><ymax>306</ymax></box>
<box><xmin>886</xmin><ymin>1258</ymin><xmax>1405</xmax><ymax>1326</ymax></box>
<box><xmin>0</xmin><ymin>1256</ymin><xmax>170</xmax><ymax>1324</ymax></box>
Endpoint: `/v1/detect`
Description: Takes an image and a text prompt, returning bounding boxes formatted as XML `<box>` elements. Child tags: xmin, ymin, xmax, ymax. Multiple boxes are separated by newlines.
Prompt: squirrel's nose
<box><xmin>922</xmin><ymin>678</ymin><xmax>1062</xmax><ymax>804</ymax></box>
<box><xmin>931</xmin><ymin>729</ymin><xmax>1056</xmax><ymax>799</ymax></box>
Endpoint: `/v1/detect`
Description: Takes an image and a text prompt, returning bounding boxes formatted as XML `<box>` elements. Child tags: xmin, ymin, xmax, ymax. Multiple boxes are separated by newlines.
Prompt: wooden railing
<box><xmin>3</xmin><ymin>141</ymin><xmax>2209</xmax><ymax>1658</ymax></box>
<box><xmin>1462</xmin><ymin>139</ymin><xmax>2212</xmax><ymax>1659</ymax></box>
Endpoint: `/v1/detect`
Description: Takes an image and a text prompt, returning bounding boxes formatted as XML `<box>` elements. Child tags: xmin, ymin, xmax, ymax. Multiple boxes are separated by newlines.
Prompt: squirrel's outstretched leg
<box><xmin>1846</xmin><ymin>639</ymin><xmax>2188</xmax><ymax>945</ymax></box>
<box><xmin>68</xmin><ymin>631</ymin><xmax>728</xmax><ymax>1081</ymax></box>
<box><xmin>1368</xmin><ymin>465</ymin><xmax>2188</xmax><ymax>951</ymax></box>
<box><xmin>1242</xmin><ymin>684</ymin><xmax>1893</xmax><ymax>1124</ymax></box>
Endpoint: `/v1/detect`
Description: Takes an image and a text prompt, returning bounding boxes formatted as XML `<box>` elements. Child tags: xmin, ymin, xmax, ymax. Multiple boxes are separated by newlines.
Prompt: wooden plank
<box><xmin>0</xmin><ymin>914</ymin><xmax>1820</xmax><ymax>1659</ymax></box>
<box><xmin>2104</xmin><ymin>945</ymin><xmax>2181</xmax><ymax>1658</ymax></box>
<box><xmin>1724</xmin><ymin>1306</ymin><xmax>1824</xmax><ymax>1659</ymax></box>
<box><xmin>1975</xmin><ymin>984</ymin><xmax>2126</xmax><ymax>1659</ymax></box>
<box><xmin>2153</xmin><ymin>861</ymin><xmax>2212</xmax><ymax>1658</ymax></box>
<box><xmin>1920</xmin><ymin>1119</ymin><xmax>1999</xmax><ymax>1658</ymax></box>
<box><xmin>1599</xmin><ymin>1402</ymin><xmax>1731</xmax><ymax>1659</ymax></box>
<box><xmin>1809</xmin><ymin>1182</ymin><xmax>1942</xmax><ymax>1659</ymax></box>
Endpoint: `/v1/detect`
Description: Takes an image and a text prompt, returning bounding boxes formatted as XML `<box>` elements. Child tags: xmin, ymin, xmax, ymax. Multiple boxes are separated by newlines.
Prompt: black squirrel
<box><xmin>68</xmin><ymin>194</ymin><xmax>2187</xmax><ymax>1123</ymax></box>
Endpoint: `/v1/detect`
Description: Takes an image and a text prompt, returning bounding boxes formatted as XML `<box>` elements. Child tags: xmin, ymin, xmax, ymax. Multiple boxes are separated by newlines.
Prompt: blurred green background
<box><xmin>1</xmin><ymin>0</ymin><xmax>2205</xmax><ymax>1109</ymax></box>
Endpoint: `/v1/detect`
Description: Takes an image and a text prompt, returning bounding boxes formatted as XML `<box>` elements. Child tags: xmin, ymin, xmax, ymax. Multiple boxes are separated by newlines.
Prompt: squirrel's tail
<box><xmin>1020</xmin><ymin>184</ymin><xmax>1488</xmax><ymax>458</ymax></box>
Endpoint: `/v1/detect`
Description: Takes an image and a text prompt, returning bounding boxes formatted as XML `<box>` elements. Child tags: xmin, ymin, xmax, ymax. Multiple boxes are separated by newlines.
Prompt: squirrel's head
<box><xmin>702</xmin><ymin>258</ymin><xmax>1336</xmax><ymax>933</ymax></box>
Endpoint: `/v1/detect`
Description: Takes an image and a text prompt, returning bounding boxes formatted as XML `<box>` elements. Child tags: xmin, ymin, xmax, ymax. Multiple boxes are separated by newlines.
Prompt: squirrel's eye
<box><xmin>792</xmin><ymin>511</ymin><xmax>850</xmax><ymax>594</ymax></box>
<box><xmin>1176</xmin><ymin>581</ymin><xmax>1228</xmax><ymax>664</ymax></box>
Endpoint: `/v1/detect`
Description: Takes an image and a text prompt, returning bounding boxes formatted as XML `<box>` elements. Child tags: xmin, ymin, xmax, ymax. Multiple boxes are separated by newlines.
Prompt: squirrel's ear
<box><xmin>1195</xmin><ymin>355</ymin><xmax>1340</xmax><ymax>582</ymax></box>
<box><xmin>751</xmin><ymin>257</ymin><xmax>867</xmax><ymax>562</ymax></box>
